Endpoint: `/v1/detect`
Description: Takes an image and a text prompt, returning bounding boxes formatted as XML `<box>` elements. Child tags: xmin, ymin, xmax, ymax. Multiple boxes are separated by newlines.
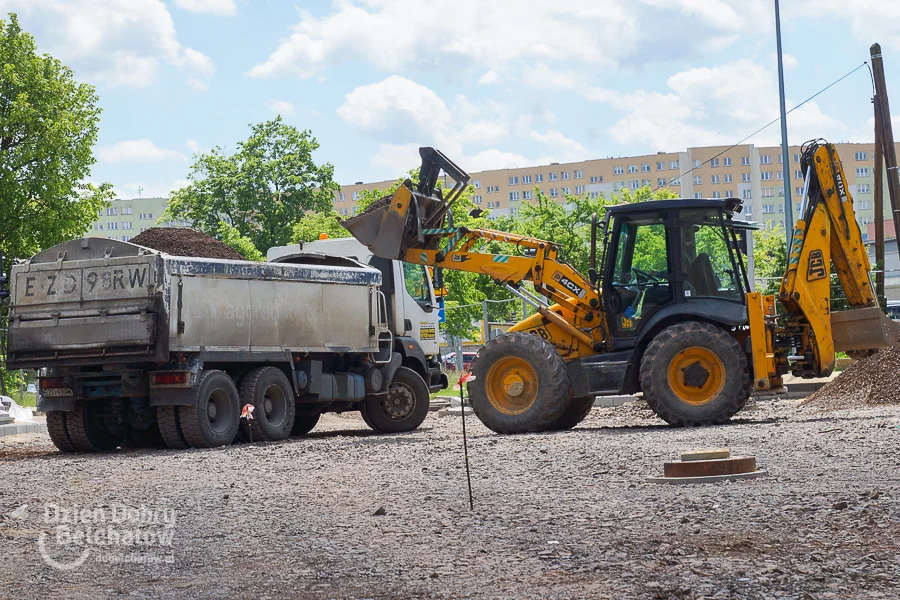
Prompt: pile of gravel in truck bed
<box><xmin>801</xmin><ymin>343</ymin><xmax>900</xmax><ymax>411</ymax></box>
<box><xmin>130</xmin><ymin>227</ymin><xmax>245</xmax><ymax>260</ymax></box>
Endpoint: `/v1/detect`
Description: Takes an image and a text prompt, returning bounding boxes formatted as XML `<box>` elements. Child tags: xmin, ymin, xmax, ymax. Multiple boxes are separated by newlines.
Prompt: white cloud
<box><xmin>586</xmin><ymin>58</ymin><xmax>847</xmax><ymax>151</ymax></box>
<box><xmin>98</xmin><ymin>139</ymin><xmax>187</xmax><ymax>163</ymax></box>
<box><xmin>114</xmin><ymin>179</ymin><xmax>190</xmax><ymax>199</ymax></box>
<box><xmin>173</xmin><ymin>0</ymin><xmax>237</xmax><ymax>16</ymax></box>
<box><xmin>186</xmin><ymin>78</ymin><xmax>208</xmax><ymax>91</ymax></box>
<box><xmin>185</xmin><ymin>140</ymin><xmax>202</xmax><ymax>154</ymax></box>
<box><xmin>3</xmin><ymin>0</ymin><xmax>215</xmax><ymax>87</ymax></box>
<box><xmin>338</xmin><ymin>75</ymin><xmax>588</xmax><ymax>176</ymax></box>
<box><xmin>265</xmin><ymin>100</ymin><xmax>297</xmax><ymax>116</ymax></box>
<box><xmin>249</xmin><ymin>0</ymin><xmax>775</xmax><ymax>83</ymax></box>
<box><xmin>793</xmin><ymin>0</ymin><xmax>900</xmax><ymax>50</ymax></box>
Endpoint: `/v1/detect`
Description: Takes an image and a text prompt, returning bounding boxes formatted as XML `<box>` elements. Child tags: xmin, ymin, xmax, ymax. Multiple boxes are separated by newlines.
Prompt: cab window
<box><xmin>679</xmin><ymin>210</ymin><xmax>741</xmax><ymax>301</ymax></box>
<box><xmin>403</xmin><ymin>262</ymin><xmax>430</xmax><ymax>302</ymax></box>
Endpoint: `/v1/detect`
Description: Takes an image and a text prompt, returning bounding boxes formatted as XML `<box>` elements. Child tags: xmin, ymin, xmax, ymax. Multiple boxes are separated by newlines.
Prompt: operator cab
<box><xmin>600</xmin><ymin>199</ymin><xmax>750</xmax><ymax>349</ymax></box>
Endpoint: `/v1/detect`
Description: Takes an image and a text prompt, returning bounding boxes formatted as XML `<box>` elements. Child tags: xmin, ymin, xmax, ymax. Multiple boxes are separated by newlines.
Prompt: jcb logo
<box><xmin>806</xmin><ymin>249</ymin><xmax>827</xmax><ymax>281</ymax></box>
<box><xmin>551</xmin><ymin>270</ymin><xmax>587</xmax><ymax>298</ymax></box>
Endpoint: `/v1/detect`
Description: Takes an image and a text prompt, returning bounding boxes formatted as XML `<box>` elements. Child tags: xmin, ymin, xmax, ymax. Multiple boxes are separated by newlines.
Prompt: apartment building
<box><xmin>87</xmin><ymin>197</ymin><xmax>176</xmax><ymax>241</ymax></box>
<box><xmin>335</xmin><ymin>142</ymin><xmax>896</xmax><ymax>241</ymax></box>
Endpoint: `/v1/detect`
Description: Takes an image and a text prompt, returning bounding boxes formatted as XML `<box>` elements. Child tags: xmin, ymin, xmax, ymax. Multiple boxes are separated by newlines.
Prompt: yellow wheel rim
<box><xmin>486</xmin><ymin>356</ymin><xmax>538</xmax><ymax>415</ymax></box>
<box><xmin>666</xmin><ymin>347</ymin><xmax>726</xmax><ymax>406</ymax></box>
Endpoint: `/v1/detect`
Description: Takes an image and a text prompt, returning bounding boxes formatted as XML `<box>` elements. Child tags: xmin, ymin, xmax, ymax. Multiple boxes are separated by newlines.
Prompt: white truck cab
<box><xmin>267</xmin><ymin>237</ymin><xmax>446</xmax><ymax>391</ymax></box>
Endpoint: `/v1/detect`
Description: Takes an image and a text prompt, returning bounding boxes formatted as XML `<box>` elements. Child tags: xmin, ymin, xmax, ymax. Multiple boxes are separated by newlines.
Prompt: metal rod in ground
<box><xmin>460</xmin><ymin>383</ymin><xmax>474</xmax><ymax>510</ymax></box>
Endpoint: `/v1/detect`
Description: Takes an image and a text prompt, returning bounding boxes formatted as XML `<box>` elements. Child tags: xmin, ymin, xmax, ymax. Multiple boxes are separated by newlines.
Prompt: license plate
<box><xmin>41</xmin><ymin>388</ymin><xmax>73</xmax><ymax>397</ymax></box>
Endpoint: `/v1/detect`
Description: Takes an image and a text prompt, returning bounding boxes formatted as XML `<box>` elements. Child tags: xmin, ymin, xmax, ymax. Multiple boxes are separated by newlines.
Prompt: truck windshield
<box><xmin>403</xmin><ymin>263</ymin><xmax>431</xmax><ymax>302</ymax></box>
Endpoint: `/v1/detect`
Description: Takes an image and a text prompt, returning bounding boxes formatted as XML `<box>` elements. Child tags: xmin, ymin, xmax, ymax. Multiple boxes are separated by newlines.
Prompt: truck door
<box><xmin>397</xmin><ymin>261</ymin><xmax>440</xmax><ymax>355</ymax></box>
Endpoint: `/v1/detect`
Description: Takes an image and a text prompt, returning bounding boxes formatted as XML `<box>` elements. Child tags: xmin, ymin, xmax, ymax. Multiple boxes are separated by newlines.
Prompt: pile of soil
<box><xmin>130</xmin><ymin>227</ymin><xmax>245</xmax><ymax>260</ymax></box>
<box><xmin>801</xmin><ymin>343</ymin><xmax>900</xmax><ymax>410</ymax></box>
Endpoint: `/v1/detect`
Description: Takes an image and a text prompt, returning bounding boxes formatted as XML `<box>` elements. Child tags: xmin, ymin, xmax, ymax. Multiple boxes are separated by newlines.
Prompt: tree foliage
<box><xmin>163</xmin><ymin>117</ymin><xmax>338</xmax><ymax>254</ymax></box>
<box><xmin>0</xmin><ymin>13</ymin><xmax>112</xmax><ymax>393</ymax></box>
<box><xmin>291</xmin><ymin>208</ymin><xmax>351</xmax><ymax>243</ymax></box>
<box><xmin>216</xmin><ymin>222</ymin><xmax>264</xmax><ymax>261</ymax></box>
<box><xmin>753</xmin><ymin>224</ymin><xmax>787</xmax><ymax>294</ymax></box>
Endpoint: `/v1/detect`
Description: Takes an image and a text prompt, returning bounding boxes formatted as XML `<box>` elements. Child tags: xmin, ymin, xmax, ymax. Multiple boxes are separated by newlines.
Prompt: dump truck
<box><xmin>4</xmin><ymin>237</ymin><xmax>445</xmax><ymax>452</ymax></box>
<box><xmin>341</xmin><ymin>142</ymin><xmax>900</xmax><ymax>434</ymax></box>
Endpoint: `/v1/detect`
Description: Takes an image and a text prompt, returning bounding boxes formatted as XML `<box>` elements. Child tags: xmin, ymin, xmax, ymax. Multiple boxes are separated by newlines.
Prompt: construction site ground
<box><xmin>1</xmin><ymin>398</ymin><xmax>898</xmax><ymax>600</ymax></box>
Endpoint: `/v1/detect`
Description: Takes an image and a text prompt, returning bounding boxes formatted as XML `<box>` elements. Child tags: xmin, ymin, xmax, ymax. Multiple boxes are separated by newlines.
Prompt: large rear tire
<box><xmin>66</xmin><ymin>401</ymin><xmax>122</xmax><ymax>452</ymax></box>
<box><xmin>291</xmin><ymin>411</ymin><xmax>320</xmax><ymax>436</ymax></box>
<box><xmin>46</xmin><ymin>411</ymin><xmax>77</xmax><ymax>453</ymax></box>
<box><xmin>178</xmin><ymin>370</ymin><xmax>240</xmax><ymax>448</ymax></box>
<box><xmin>360</xmin><ymin>366</ymin><xmax>429</xmax><ymax>433</ymax></box>
<box><xmin>238</xmin><ymin>367</ymin><xmax>295</xmax><ymax>442</ymax></box>
<box><xmin>550</xmin><ymin>395</ymin><xmax>595</xmax><ymax>431</ymax></box>
<box><xmin>158</xmin><ymin>406</ymin><xmax>190</xmax><ymax>449</ymax></box>
<box><xmin>468</xmin><ymin>332</ymin><xmax>569</xmax><ymax>434</ymax></box>
<box><xmin>640</xmin><ymin>321</ymin><xmax>749</xmax><ymax>426</ymax></box>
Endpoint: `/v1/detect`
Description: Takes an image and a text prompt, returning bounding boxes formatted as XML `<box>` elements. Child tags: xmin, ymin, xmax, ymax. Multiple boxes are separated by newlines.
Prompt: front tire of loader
<box><xmin>66</xmin><ymin>401</ymin><xmax>123</xmax><ymax>452</ymax></box>
<box><xmin>361</xmin><ymin>366</ymin><xmax>430</xmax><ymax>433</ymax></box>
<box><xmin>640</xmin><ymin>321</ymin><xmax>749</xmax><ymax>427</ymax></box>
<box><xmin>468</xmin><ymin>332</ymin><xmax>569</xmax><ymax>435</ymax></box>
<box><xmin>238</xmin><ymin>367</ymin><xmax>296</xmax><ymax>442</ymax></box>
<box><xmin>178</xmin><ymin>370</ymin><xmax>241</xmax><ymax>448</ymax></box>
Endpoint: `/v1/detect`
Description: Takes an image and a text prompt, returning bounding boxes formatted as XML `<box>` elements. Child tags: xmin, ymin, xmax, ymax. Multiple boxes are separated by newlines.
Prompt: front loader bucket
<box><xmin>831</xmin><ymin>307</ymin><xmax>900</xmax><ymax>352</ymax></box>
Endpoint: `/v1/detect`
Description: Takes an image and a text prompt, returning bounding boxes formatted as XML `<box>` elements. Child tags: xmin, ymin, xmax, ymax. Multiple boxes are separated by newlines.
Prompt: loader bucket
<box><xmin>341</xmin><ymin>147</ymin><xmax>470</xmax><ymax>260</ymax></box>
<box><xmin>831</xmin><ymin>306</ymin><xmax>900</xmax><ymax>353</ymax></box>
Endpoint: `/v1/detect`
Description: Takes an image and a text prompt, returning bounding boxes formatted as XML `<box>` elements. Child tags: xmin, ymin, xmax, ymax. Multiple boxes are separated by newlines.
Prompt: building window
<box><xmin>761</xmin><ymin>171</ymin><xmax>773</xmax><ymax>181</ymax></box>
<box><xmin>693</xmin><ymin>175</ymin><xmax>702</xmax><ymax>185</ymax></box>
<box><xmin>793</xmin><ymin>153</ymin><xmax>801</xmax><ymax>163</ymax></box>
<box><xmin>724</xmin><ymin>190</ymin><xmax>733</xmax><ymax>198</ymax></box>
<box><xmin>795</xmin><ymin>187</ymin><xmax>804</xmax><ymax>195</ymax></box>
<box><xmin>724</xmin><ymin>173</ymin><xmax>733</xmax><ymax>183</ymax></box>
<box><xmin>121</xmin><ymin>221</ymin><xmax>132</xmax><ymax>230</ymax></box>
<box><xmin>795</xmin><ymin>170</ymin><xmax>803</xmax><ymax>179</ymax></box>
<box><xmin>509</xmin><ymin>176</ymin><xmax>519</xmax><ymax>185</ymax></box>
<box><xmin>522</xmin><ymin>174</ymin><xmax>532</xmax><ymax>184</ymax></box>
<box><xmin>106</xmin><ymin>207</ymin><xmax>118</xmax><ymax>216</ymax></box>
<box><xmin>670</xmin><ymin>160</ymin><xmax>679</xmax><ymax>170</ymax></box>
<box><xmin>509</xmin><ymin>191</ymin><xmax>520</xmax><ymax>201</ymax></box>
<box><xmin>109</xmin><ymin>222</ymin><xmax>119</xmax><ymax>230</ymax></box>
<box><xmin>523</xmin><ymin>190</ymin><xmax>532</xmax><ymax>200</ymax></box>
<box><xmin>123</xmin><ymin>207</ymin><xmax>133</xmax><ymax>215</ymax></box>
<box><xmin>855</xmin><ymin>151</ymin><xmax>868</xmax><ymax>161</ymax></box>
<box><xmin>613</xmin><ymin>182</ymin><xmax>626</xmax><ymax>191</ymax></box>
<box><xmin>710</xmin><ymin>158</ymin><xmax>720</xmax><ymax>168</ymax></box>
<box><xmin>656</xmin><ymin>161</ymin><xmax>665</xmax><ymax>171</ymax></box>
<box><xmin>778</xmin><ymin>187</ymin><xmax>784</xmax><ymax>197</ymax></box>
<box><xmin>857</xmin><ymin>167</ymin><xmax>869</xmax><ymax>177</ymax></box>
<box><xmin>743</xmin><ymin>189</ymin><xmax>752</xmax><ymax>199</ymax></box>
<box><xmin>857</xmin><ymin>184</ymin><xmax>870</xmax><ymax>194</ymax></box>
<box><xmin>778</xmin><ymin>154</ymin><xmax>784</xmax><ymax>164</ymax></box>
<box><xmin>629</xmin><ymin>180</ymin><xmax>640</xmax><ymax>190</ymax></box>
<box><xmin>352</xmin><ymin>192</ymin><xmax>360</xmax><ymax>201</ymax></box>
<box><xmin>487</xmin><ymin>185</ymin><xmax>497</xmax><ymax>193</ymax></box>
<box><xmin>590</xmin><ymin>175</ymin><xmax>603</xmax><ymax>183</ymax></box>
<box><xmin>574</xmin><ymin>169</ymin><xmax>584</xmax><ymax>179</ymax></box>
<box><xmin>549</xmin><ymin>188</ymin><xmax>559</xmax><ymax>197</ymax></box>
<box><xmin>614</xmin><ymin>166</ymin><xmax>624</xmax><ymax>175</ymax></box>
<box><xmin>760</xmin><ymin>155</ymin><xmax>772</xmax><ymax>164</ymax></box>
<box><xmin>671</xmin><ymin>177</ymin><xmax>681</xmax><ymax>185</ymax></box>
<box><xmin>694</xmin><ymin>192</ymin><xmax>703</xmax><ymax>199</ymax></box>
<box><xmin>562</xmin><ymin>171</ymin><xmax>571</xmax><ymax>180</ymax></box>
<box><xmin>777</xmin><ymin>171</ymin><xmax>784</xmax><ymax>180</ymax></box>
<box><xmin>641</xmin><ymin>164</ymin><xmax>650</xmax><ymax>173</ymax></box>
<box><xmin>575</xmin><ymin>185</ymin><xmax>585</xmax><ymax>194</ymax></box>
<box><xmin>712</xmin><ymin>191</ymin><xmax>721</xmax><ymax>199</ymax></box>
<box><xmin>692</xmin><ymin>159</ymin><xmax>701</xmax><ymax>168</ymax></box>
<box><xmin>624</xmin><ymin>165</ymin><xmax>635</xmax><ymax>174</ymax></box>
<box><xmin>642</xmin><ymin>179</ymin><xmax>651</xmax><ymax>187</ymax></box>
<box><xmin>742</xmin><ymin>173</ymin><xmax>751</xmax><ymax>182</ymax></box>
<box><xmin>763</xmin><ymin>204</ymin><xmax>775</xmax><ymax>214</ymax></box>
<box><xmin>742</xmin><ymin>156</ymin><xmax>751</xmax><ymax>166</ymax></box>
<box><xmin>657</xmin><ymin>178</ymin><xmax>667</xmax><ymax>187</ymax></box>
<box><xmin>473</xmin><ymin>195</ymin><xmax>482</xmax><ymax>204</ymax></box>
<box><xmin>858</xmin><ymin>200</ymin><xmax>871</xmax><ymax>209</ymax></box>
<box><xmin>472</xmin><ymin>179</ymin><xmax>481</xmax><ymax>188</ymax></box>
<box><xmin>549</xmin><ymin>172</ymin><xmax>559</xmax><ymax>181</ymax></box>
<box><xmin>762</xmin><ymin>188</ymin><xmax>774</xmax><ymax>197</ymax></box>
<box><xmin>535</xmin><ymin>173</ymin><xmax>544</xmax><ymax>183</ymax></box>
<box><xmin>711</xmin><ymin>175</ymin><xmax>720</xmax><ymax>184</ymax></box>
<box><xmin>723</xmin><ymin>157</ymin><xmax>732</xmax><ymax>167</ymax></box>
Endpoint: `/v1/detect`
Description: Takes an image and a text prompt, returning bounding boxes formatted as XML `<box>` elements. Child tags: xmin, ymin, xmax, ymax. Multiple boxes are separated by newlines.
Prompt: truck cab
<box><xmin>267</xmin><ymin>237</ymin><xmax>446</xmax><ymax>392</ymax></box>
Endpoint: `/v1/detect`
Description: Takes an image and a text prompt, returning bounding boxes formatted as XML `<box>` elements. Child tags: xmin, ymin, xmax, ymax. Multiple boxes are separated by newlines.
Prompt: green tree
<box><xmin>0</xmin><ymin>13</ymin><xmax>112</xmax><ymax>393</ymax></box>
<box><xmin>291</xmin><ymin>208</ymin><xmax>351</xmax><ymax>243</ymax></box>
<box><xmin>753</xmin><ymin>224</ymin><xmax>787</xmax><ymax>294</ymax></box>
<box><xmin>163</xmin><ymin>116</ymin><xmax>338</xmax><ymax>254</ymax></box>
<box><xmin>216</xmin><ymin>222</ymin><xmax>264</xmax><ymax>261</ymax></box>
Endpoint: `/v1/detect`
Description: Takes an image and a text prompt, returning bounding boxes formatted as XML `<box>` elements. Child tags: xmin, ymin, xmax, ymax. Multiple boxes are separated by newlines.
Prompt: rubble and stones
<box><xmin>130</xmin><ymin>227</ymin><xmax>245</xmax><ymax>260</ymax></box>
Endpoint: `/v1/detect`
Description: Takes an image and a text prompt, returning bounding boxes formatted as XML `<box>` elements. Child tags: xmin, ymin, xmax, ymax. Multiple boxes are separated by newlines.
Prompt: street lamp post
<box><xmin>775</xmin><ymin>0</ymin><xmax>794</xmax><ymax>244</ymax></box>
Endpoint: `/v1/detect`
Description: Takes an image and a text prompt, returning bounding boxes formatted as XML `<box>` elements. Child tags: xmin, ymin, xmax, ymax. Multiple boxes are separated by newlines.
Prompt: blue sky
<box><xmin>4</xmin><ymin>0</ymin><xmax>900</xmax><ymax>198</ymax></box>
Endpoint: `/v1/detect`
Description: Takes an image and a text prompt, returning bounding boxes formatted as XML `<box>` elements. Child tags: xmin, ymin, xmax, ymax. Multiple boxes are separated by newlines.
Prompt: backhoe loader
<box><xmin>341</xmin><ymin>142</ymin><xmax>900</xmax><ymax>434</ymax></box>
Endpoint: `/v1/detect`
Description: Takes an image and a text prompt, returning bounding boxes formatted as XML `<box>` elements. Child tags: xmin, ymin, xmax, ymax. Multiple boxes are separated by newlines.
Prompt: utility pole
<box><xmin>774</xmin><ymin>0</ymin><xmax>793</xmax><ymax>244</ymax></box>
<box><xmin>875</xmin><ymin>100</ymin><xmax>886</xmax><ymax>308</ymax></box>
<box><xmin>871</xmin><ymin>43</ymin><xmax>900</xmax><ymax>245</ymax></box>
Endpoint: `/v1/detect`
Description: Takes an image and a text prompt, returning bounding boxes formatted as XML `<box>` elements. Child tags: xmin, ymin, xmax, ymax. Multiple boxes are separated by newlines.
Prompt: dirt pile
<box><xmin>130</xmin><ymin>227</ymin><xmax>245</xmax><ymax>260</ymax></box>
<box><xmin>801</xmin><ymin>344</ymin><xmax>900</xmax><ymax>410</ymax></box>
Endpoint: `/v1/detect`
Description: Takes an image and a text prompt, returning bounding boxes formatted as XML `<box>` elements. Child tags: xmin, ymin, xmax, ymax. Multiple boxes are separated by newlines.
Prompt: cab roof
<box><xmin>606</xmin><ymin>198</ymin><xmax>739</xmax><ymax>215</ymax></box>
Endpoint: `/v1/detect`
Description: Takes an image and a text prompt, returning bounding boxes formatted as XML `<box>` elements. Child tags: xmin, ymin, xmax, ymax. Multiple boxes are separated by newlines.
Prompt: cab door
<box><xmin>397</xmin><ymin>261</ymin><xmax>440</xmax><ymax>355</ymax></box>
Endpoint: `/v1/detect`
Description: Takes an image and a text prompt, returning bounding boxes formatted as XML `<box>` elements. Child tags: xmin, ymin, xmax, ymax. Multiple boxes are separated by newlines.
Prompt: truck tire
<box><xmin>127</xmin><ymin>422</ymin><xmax>167</xmax><ymax>449</ymax></box>
<box><xmin>640</xmin><ymin>321</ymin><xmax>749</xmax><ymax>427</ymax></box>
<box><xmin>468</xmin><ymin>332</ymin><xmax>569</xmax><ymax>434</ymax></box>
<box><xmin>178</xmin><ymin>370</ymin><xmax>240</xmax><ymax>448</ymax></box>
<box><xmin>46</xmin><ymin>411</ymin><xmax>77</xmax><ymax>453</ymax></box>
<box><xmin>361</xmin><ymin>366</ymin><xmax>429</xmax><ymax>433</ymax></box>
<box><xmin>291</xmin><ymin>411</ymin><xmax>320</xmax><ymax>436</ymax></box>
<box><xmin>158</xmin><ymin>406</ymin><xmax>190</xmax><ymax>449</ymax></box>
<box><xmin>238</xmin><ymin>367</ymin><xmax>296</xmax><ymax>442</ymax></box>
<box><xmin>66</xmin><ymin>401</ymin><xmax>122</xmax><ymax>452</ymax></box>
<box><xmin>551</xmin><ymin>395</ymin><xmax>595</xmax><ymax>430</ymax></box>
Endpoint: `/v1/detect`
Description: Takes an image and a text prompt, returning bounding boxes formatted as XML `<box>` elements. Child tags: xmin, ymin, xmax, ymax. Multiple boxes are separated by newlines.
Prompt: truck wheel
<box><xmin>127</xmin><ymin>422</ymin><xmax>167</xmax><ymax>449</ymax></box>
<box><xmin>238</xmin><ymin>367</ymin><xmax>296</xmax><ymax>442</ymax></box>
<box><xmin>66</xmin><ymin>401</ymin><xmax>122</xmax><ymax>452</ymax></box>
<box><xmin>468</xmin><ymin>332</ymin><xmax>569</xmax><ymax>434</ymax></box>
<box><xmin>361</xmin><ymin>366</ymin><xmax>429</xmax><ymax>433</ymax></box>
<box><xmin>640</xmin><ymin>321</ymin><xmax>749</xmax><ymax>427</ymax></box>
<box><xmin>46</xmin><ymin>411</ymin><xmax>77</xmax><ymax>453</ymax></box>
<box><xmin>551</xmin><ymin>394</ymin><xmax>595</xmax><ymax>430</ymax></box>
<box><xmin>158</xmin><ymin>406</ymin><xmax>190</xmax><ymax>449</ymax></box>
<box><xmin>178</xmin><ymin>370</ymin><xmax>240</xmax><ymax>448</ymax></box>
<box><xmin>291</xmin><ymin>411</ymin><xmax>320</xmax><ymax>436</ymax></box>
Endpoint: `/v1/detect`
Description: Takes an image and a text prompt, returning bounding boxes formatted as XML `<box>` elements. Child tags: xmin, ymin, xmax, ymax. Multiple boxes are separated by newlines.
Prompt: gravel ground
<box><xmin>803</xmin><ymin>344</ymin><xmax>900</xmax><ymax>411</ymax></box>
<box><xmin>1</xmin><ymin>399</ymin><xmax>898</xmax><ymax>600</ymax></box>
